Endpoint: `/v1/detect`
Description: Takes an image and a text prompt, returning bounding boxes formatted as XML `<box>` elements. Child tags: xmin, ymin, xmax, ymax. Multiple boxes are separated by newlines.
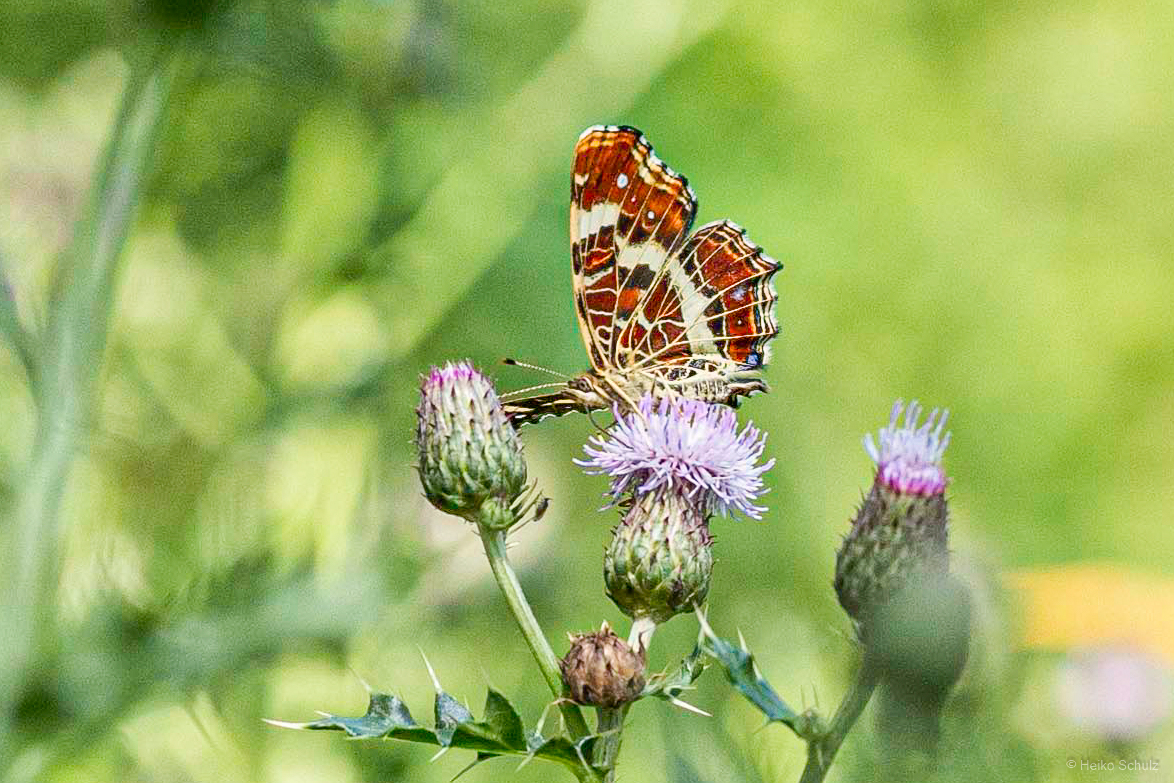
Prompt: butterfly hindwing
<box><xmin>570</xmin><ymin>125</ymin><xmax>696</xmax><ymax>372</ymax></box>
<box><xmin>624</xmin><ymin>219</ymin><xmax>781</xmax><ymax>372</ymax></box>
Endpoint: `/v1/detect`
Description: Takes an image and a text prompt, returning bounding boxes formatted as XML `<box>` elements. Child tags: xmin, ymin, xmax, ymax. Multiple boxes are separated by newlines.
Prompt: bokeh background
<box><xmin>2</xmin><ymin>1</ymin><xmax>1172</xmax><ymax>781</ymax></box>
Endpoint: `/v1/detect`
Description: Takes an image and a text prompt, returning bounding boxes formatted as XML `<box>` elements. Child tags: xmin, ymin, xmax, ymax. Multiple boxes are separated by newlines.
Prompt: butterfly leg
<box><xmin>586</xmin><ymin>407</ymin><xmax>612</xmax><ymax>435</ymax></box>
<box><xmin>601</xmin><ymin>374</ymin><xmax>644</xmax><ymax>420</ymax></box>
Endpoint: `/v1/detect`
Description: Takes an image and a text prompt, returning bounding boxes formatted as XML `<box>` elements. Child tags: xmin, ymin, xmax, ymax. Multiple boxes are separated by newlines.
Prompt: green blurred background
<box><xmin>2</xmin><ymin>0</ymin><xmax>1172</xmax><ymax>781</ymax></box>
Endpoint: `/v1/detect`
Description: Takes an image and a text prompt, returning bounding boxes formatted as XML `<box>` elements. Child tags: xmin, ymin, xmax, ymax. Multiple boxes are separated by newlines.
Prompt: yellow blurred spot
<box><xmin>1007</xmin><ymin>563</ymin><xmax>1174</xmax><ymax>666</ymax></box>
<box><xmin>265</xmin><ymin>417</ymin><xmax>377</xmax><ymax>575</ymax></box>
<box><xmin>119</xmin><ymin>227</ymin><xmax>266</xmax><ymax>446</ymax></box>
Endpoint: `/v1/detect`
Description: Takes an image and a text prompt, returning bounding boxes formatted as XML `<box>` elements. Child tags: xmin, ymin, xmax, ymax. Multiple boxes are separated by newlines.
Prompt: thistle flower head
<box><xmin>604</xmin><ymin>485</ymin><xmax>713</xmax><ymax>623</ymax></box>
<box><xmin>837</xmin><ymin>399</ymin><xmax>954</xmax><ymax>628</ymax></box>
<box><xmin>576</xmin><ymin>395</ymin><xmax>774</xmax><ymax>519</ymax></box>
<box><xmin>415</xmin><ymin>361</ymin><xmax>527</xmax><ymax>523</ymax></box>
<box><xmin>864</xmin><ymin>400</ymin><xmax>950</xmax><ymax>496</ymax></box>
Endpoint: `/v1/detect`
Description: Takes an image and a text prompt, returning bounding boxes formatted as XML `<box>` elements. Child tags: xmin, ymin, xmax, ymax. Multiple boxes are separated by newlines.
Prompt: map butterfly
<box><xmin>504</xmin><ymin>125</ymin><xmax>782</xmax><ymax>426</ymax></box>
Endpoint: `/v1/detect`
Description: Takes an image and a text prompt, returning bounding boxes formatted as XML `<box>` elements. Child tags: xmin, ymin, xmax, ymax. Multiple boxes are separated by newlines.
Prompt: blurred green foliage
<box><xmin>1</xmin><ymin>0</ymin><xmax>1172</xmax><ymax>781</ymax></box>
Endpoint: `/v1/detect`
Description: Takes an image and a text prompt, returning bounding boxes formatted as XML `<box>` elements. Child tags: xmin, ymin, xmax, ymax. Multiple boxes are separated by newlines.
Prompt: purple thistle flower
<box><xmin>864</xmin><ymin>400</ymin><xmax>950</xmax><ymax>496</ymax></box>
<box><xmin>576</xmin><ymin>395</ymin><xmax>775</xmax><ymax>520</ymax></box>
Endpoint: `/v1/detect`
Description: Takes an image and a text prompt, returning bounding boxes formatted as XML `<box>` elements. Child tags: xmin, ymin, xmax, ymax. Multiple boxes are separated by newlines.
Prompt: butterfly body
<box><xmin>507</xmin><ymin>366</ymin><xmax>768</xmax><ymax>426</ymax></box>
<box><xmin>505</xmin><ymin>125</ymin><xmax>782</xmax><ymax>427</ymax></box>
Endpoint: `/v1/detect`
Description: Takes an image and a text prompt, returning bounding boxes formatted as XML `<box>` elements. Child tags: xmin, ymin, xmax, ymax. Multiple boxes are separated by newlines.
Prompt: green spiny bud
<box><xmin>835</xmin><ymin>482</ymin><xmax>949</xmax><ymax>627</ymax></box>
<box><xmin>560</xmin><ymin>622</ymin><xmax>646</xmax><ymax>708</ymax></box>
<box><xmin>415</xmin><ymin>361</ymin><xmax>527</xmax><ymax>526</ymax></box>
<box><xmin>604</xmin><ymin>487</ymin><xmax>713</xmax><ymax>624</ymax></box>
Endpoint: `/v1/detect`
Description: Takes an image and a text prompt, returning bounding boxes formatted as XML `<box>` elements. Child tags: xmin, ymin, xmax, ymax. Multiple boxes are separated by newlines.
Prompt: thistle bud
<box><xmin>560</xmin><ymin>622</ymin><xmax>646</xmax><ymax>708</ymax></box>
<box><xmin>604</xmin><ymin>487</ymin><xmax>713</xmax><ymax>623</ymax></box>
<box><xmin>835</xmin><ymin>401</ymin><xmax>951</xmax><ymax>628</ymax></box>
<box><xmin>415</xmin><ymin>361</ymin><xmax>527</xmax><ymax>525</ymax></box>
<box><xmin>869</xmin><ymin>572</ymin><xmax>972</xmax><ymax>754</ymax></box>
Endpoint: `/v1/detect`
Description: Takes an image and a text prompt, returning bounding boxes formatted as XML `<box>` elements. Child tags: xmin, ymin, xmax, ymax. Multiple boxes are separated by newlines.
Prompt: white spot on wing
<box><xmin>646</xmin><ymin>209</ymin><xmax>655</xmax><ymax>220</ymax></box>
<box><xmin>616</xmin><ymin>173</ymin><xmax>629</xmax><ymax>188</ymax></box>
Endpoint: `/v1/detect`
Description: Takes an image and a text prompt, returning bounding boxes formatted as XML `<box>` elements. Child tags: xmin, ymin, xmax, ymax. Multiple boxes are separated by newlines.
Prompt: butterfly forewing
<box><xmin>570</xmin><ymin>126</ymin><xmax>696</xmax><ymax>371</ymax></box>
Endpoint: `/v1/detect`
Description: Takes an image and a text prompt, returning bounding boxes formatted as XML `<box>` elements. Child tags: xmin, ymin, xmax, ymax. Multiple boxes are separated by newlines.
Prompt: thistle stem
<box><xmin>479</xmin><ymin>530</ymin><xmax>591</xmax><ymax>740</ymax></box>
<box><xmin>798</xmin><ymin>659</ymin><xmax>880</xmax><ymax>783</ymax></box>
<box><xmin>594</xmin><ymin>706</ymin><xmax>626</xmax><ymax>783</ymax></box>
<box><xmin>628</xmin><ymin>616</ymin><xmax>657</xmax><ymax>652</ymax></box>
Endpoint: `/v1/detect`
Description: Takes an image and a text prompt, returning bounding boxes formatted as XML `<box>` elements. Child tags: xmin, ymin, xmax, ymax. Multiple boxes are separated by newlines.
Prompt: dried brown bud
<box><xmin>559</xmin><ymin>622</ymin><xmax>646</xmax><ymax>708</ymax></box>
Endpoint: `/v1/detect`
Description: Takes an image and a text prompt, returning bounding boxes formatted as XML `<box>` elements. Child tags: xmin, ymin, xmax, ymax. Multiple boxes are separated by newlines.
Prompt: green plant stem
<box><xmin>0</xmin><ymin>45</ymin><xmax>178</xmax><ymax>766</ymax></box>
<box><xmin>479</xmin><ymin>530</ymin><xmax>591</xmax><ymax>741</ymax></box>
<box><xmin>798</xmin><ymin>659</ymin><xmax>881</xmax><ymax>783</ymax></box>
<box><xmin>593</xmin><ymin>706</ymin><xmax>626</xmax><ymax>783</ymax></box>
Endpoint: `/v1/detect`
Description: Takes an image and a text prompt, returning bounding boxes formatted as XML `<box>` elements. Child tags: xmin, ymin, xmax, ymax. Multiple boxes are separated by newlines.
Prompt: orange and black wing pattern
<box><xmin>506</xmin><ymin>126</ymin><xmax>782</xmax><ymax>426</ymax></box>
<box><xmin>625</xmin><ymin>219</ymin><xmax>781</xmax><ymax>373</ymax></box>
<box><xmin>570</xmin><ymin>125</ymin><xmax>697</xmax><ymax>371</ymax></box>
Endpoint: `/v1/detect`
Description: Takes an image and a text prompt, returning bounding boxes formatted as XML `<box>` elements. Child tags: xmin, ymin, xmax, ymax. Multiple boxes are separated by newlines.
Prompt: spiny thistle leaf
<box><xmin>435</xmin><ymin>691</ymin><xmax>474</xmax><ymax>746</ymax></box>
<box><xmin>267</xmin><ymin>688</ymin><xmax>605</xmax><ymax>779</ymax></box>
<box><xmin>482</xmin><ymin>688</ymin><xmax>526</xmax><ymax>749</ymax></box>
<box><xmin>530</xmin><ymin>733</ymin><xmax>604</xmax><ymax>771</ymax></box>
<box><xmin>697</xmin><ymin>615</ymin><xmax>824</xmax><ymax>740</ymax></box>
<box><xmin>702</xmin><ymin>633</ymin><xmax>794</xmax><ymax>722</ymax></box>
<box><xmin>278</xmin><ymin>692</ymin><xmax>437</xmax><ymax>743</ymax></box>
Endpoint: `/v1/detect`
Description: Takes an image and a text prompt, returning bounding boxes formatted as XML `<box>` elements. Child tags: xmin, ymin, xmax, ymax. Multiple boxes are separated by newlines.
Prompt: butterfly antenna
<box><xmin>500</xmin><ymin>380</ymin><xmax>565</xmax><ymax>401</ymax></box>
<box><xmin>503</xmin><ymin>357</ymin><xmax>569</xmax><ymax>379</ymax></box>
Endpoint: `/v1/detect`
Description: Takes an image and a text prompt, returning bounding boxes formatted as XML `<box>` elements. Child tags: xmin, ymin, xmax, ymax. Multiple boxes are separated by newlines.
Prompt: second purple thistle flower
<box><xmin>864</xmin><ymin>400</ymin><xmax>951</xmax><ymax>496</ymax></box>
<box><xmin>576</xmin><ymin>395</ymin><xmax>775</xmax><ymax>520</ymax></box>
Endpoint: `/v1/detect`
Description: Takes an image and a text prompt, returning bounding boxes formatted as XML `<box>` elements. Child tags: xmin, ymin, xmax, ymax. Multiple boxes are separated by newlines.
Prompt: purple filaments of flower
<box><xmin>576</xmin><ymin>395</ymin><xmax>775</xmax><ymax>520</ymax></box>
<box><xmin>420</xmin><ymin>361</ymin><xmax>496</xmax><ymax>409</ymax></box>
<box><xmin>418</xmin><ymin>360</ymin><xmax>510</xmax><ymax>430</ymax></box>
<box><xmin>863</xmin><ymin>400</ymin><xmax>950</xmax><ymax>496</ymax></box>
<box><xmin>424</xmin><ymin>361</ymin><xmax>478</xmax><ymax>390</ymax></box>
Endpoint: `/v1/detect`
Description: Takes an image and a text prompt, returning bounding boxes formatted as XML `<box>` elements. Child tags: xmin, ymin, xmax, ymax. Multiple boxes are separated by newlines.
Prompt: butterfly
<box><xmin>503</xmin><ymin>125</ymin><xmax>782</xmax><ymax>426</ymax></box>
